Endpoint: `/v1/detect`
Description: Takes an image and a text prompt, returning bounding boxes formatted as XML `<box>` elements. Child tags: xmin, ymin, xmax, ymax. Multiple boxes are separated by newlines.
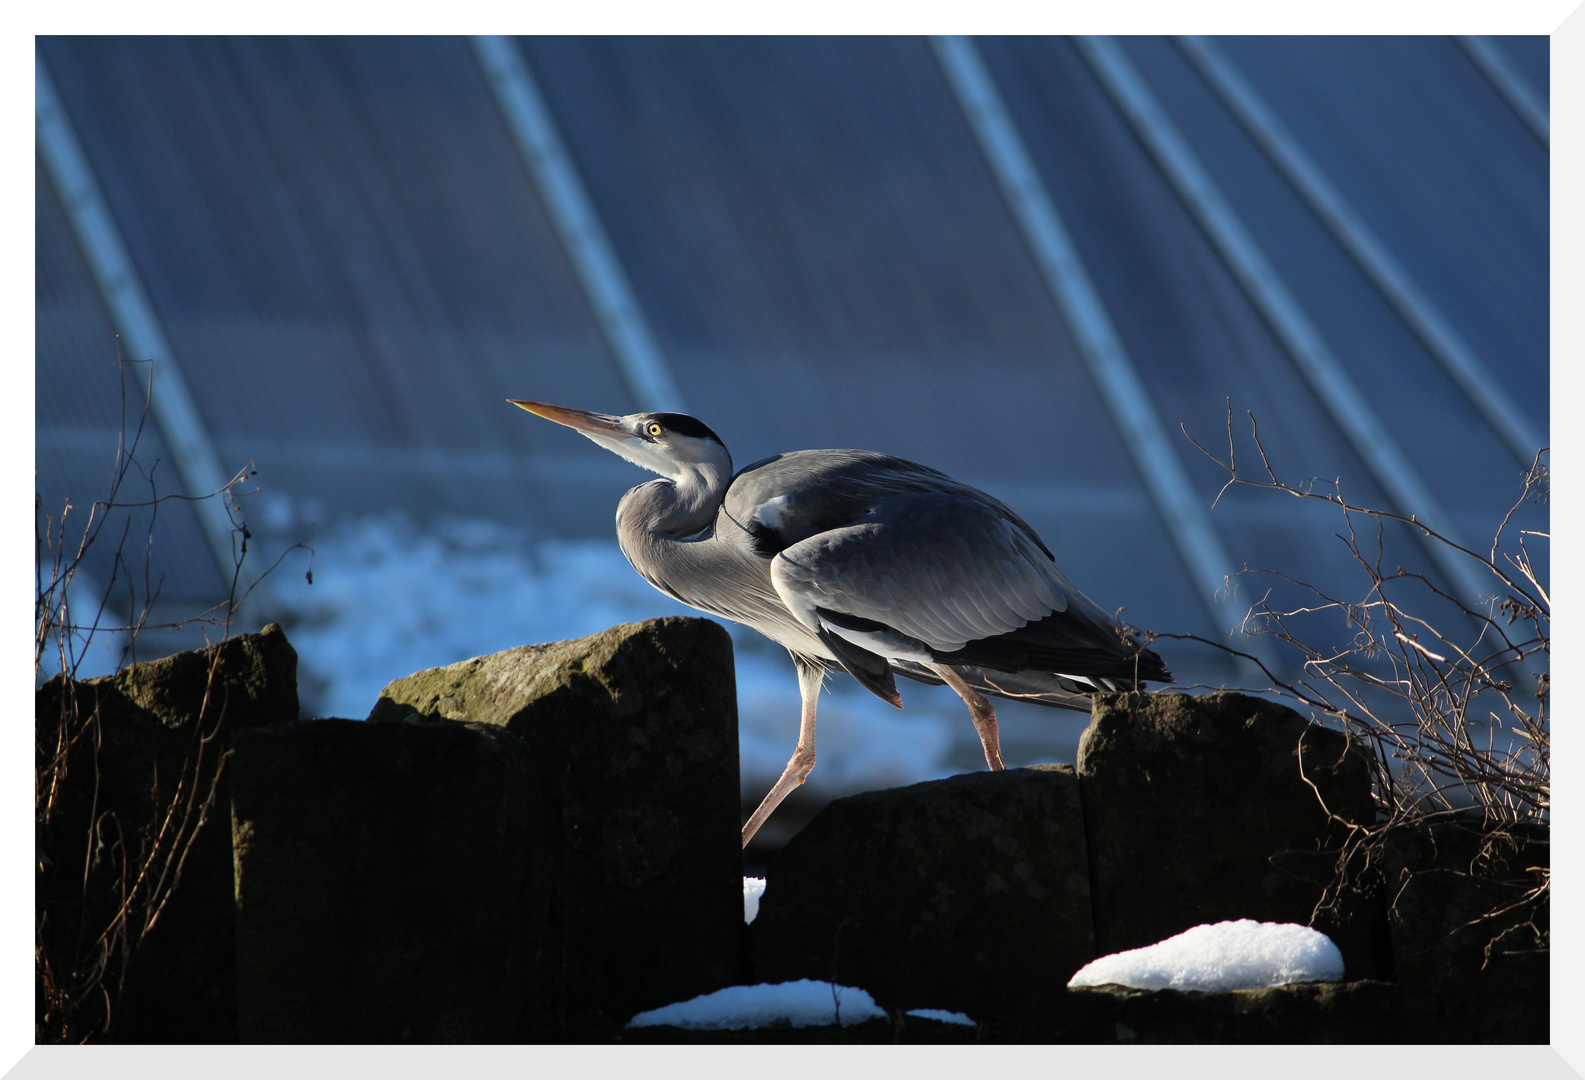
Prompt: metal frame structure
<box><xmin>38</xmin><ymin>36</ymin><xmax>1538</xmax><ymax>636</ymax></box>
<box><xmin>1177</xmin><ymin>34</ymin><xmax>1545</xmax><ymax>469</ymax></box>
<box><xmin>1074</xmin><ymin>35</ymin><xmax>1492</xmax><ymax>608</ymax></box>
<box><xmin>471</xmin><ymin>35</ymin><xmax>688</xmax><ymax>415</ymax></box>
<box><xmin>931</xmin><ymin>36</ymin><xmax>1244</xmax><ymax>637</ymax></box>
<box><xmin>1457</xmin><ymin>35</ymin><xmax>1549</xmax><ymax>149</ymax></box>
<box><xmin>36</xmin><ymin>50</ymin><xmax>256</xmax><ymax>602</ymax></box>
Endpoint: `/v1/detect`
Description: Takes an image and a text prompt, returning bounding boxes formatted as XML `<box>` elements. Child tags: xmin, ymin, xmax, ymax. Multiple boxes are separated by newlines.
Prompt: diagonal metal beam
<box><xmin>471</xmin><ymin>35</ymin><xmax>688</xmax><ymax>415</ymax></box>
<box><xmin>36</xmin><ymin>50</ymin><xmax>256</xmax><ymax>602</ymax></box>
<box><xmin>1457</xmin><ymin>35</ymin><xmax>1549</xmax><ymax>149</ymax></box>
<box><xmin>1074</xmin><ymin>35</ymin><xmax>1491</xmax><ymax>607</ymax></box>
<box><xmin>930</xmin><ymin>35</ymin><xmax>1244</xmax><ymax>639</ymax></box>
<box><xmin>1177</xmin><ymin>34</ymin><xmax>1545</xmax><ymax>468</ymax></box>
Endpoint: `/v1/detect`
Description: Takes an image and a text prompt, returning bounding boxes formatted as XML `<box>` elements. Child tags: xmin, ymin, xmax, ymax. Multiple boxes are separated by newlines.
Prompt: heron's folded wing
<box><xmin>768</xmin><ymin>492</ymin><xmax>1081</xmax><ymax>654</ymax></box>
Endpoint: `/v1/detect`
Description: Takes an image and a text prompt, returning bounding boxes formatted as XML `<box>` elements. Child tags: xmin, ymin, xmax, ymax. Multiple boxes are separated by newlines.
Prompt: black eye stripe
<box><xmin>647</xmin><ymin>412</ymin><xmax>725</xmax><ymax>445</ymax></box>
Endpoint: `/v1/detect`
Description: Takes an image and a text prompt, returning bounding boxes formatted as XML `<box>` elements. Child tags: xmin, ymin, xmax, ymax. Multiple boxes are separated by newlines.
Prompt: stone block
<box><xmin>371</xmin><ymin>616</ymin><xmax>742</xmax><ymax>1028</ymax></box>
<box><xmin>35</xmin><ymin>623</ymin><xmax>299</xmax><ymax>1043</ymax></box>
<box><xmin>1076</xmin><ymin>691</ymin><xmax>1386</xmax><ymax>979</ymax></box>
<box><xmin>751</xmin><ymin>765</ymin><xmax>1095</xmax><ymax>1019</ymax></box>
<box><xmin>231</xmin><ymin>718</ymin><xmax>546</xmax><ymax>1042</ymax></box>
<box><xmin>998</xmin><ymin>980</ymin><xmax>1422</xmax><ymax>1043</ymax></box>
<box><xmin>1383</xmin><ymin>815</ymin><xmax>1548</xmax><ymax>1042</ymax></box>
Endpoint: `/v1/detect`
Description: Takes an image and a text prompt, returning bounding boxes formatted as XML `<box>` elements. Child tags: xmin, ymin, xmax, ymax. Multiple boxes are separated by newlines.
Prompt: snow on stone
<box><xmin>267</xmin><ymin>513</ymin><xmax>960</xmax><ymax>794</ymax></box>
<box><xmin>1067</xmin><ymin>920</ymin><xmax>1344</xmax><ymax>992</ymax></box>
<box><xmin>743</xmin><ymin>877</ymin><xmax>766</xmax><ymax>924</ymax></box>
<box><xmin>906</xmin><ymin>1008</ymin><xmax>976</xmax><ymax>1026</ymax></box>
<box><xmin>627</xmin><ymin>980</ymin><xmax>885</xmax><ymax>1030</ymax></box>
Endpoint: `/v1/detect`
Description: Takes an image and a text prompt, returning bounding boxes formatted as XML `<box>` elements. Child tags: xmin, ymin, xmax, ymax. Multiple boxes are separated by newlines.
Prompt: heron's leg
<box><xmin>742</xmin><ymin>660</ymin><xmax>824</xmax><ymax>849</ymax></box>
<box><xmin>930</xmin><ymin>664</ymin><xmax>1005</xmax><ymax>771</ymax></box>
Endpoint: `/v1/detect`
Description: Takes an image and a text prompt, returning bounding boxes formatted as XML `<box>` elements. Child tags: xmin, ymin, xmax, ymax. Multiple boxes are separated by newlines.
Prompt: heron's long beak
<box><xmin>508</xmin><ymin>400</ymin><xmax>628</xmax><ymax>438</ymax></box>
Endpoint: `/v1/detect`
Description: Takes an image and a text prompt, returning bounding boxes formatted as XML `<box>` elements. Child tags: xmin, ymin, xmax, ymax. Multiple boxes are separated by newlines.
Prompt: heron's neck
<box><xmin>616</xmin><ymin>460</ymin><xmax>731</xmax><ymax>539</ymax></box>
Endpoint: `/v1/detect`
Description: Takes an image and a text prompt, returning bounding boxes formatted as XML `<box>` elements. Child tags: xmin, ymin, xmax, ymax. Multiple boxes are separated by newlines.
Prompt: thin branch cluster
<box><xmin>35</xmin><ymin>355</ymin><xmax>303</xmax><ymax>1043</ymax></box>
<box><xmin>1174</xmin><ymin>406</ymin><xmax>1549</xmax><ymax>958</ymax></box>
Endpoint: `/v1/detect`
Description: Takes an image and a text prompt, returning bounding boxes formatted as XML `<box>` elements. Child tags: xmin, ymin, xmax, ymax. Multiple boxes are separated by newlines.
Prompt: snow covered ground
<box><xmin>1067</xmin><ymin>920</ymin><xmax>1344</xmax><ymax>992</ymax></box>
<box><xmin>627</xmin><ymin>919</ymin><xmax>1342</xmax><ymax>1032</ymax></box>
<box><xmin>265</xmin><ymin>512</ymin><xmax>975</xmax><ymax>795</ymax></box>
<box><xmin>627</xmin><ymin>981</ymin><xmax>975</xmax><ymax>1031</ymax></box>
<box><xmin>625</xmin><ymin>919</ymin><xmax>1342</xmax><ymax>1031</ymax></box>
<box><xmin>628</xmin><ymin>981</ymin><xmax>886</xmax><ymax>1030</ymax></box>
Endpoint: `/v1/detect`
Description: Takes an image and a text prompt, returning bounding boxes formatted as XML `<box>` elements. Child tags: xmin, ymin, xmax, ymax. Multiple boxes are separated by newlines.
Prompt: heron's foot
<box><xmin>742</xmin><ymin>744</ymin><xmax>815</xmax><ymax>848</ymax></box>
<box><xmin>972</xmin><ymin>703</ymin><xmax>1004</xmax><ymax>771</ymax></box>
<box><xmin>932</xmin><ymin>663</ymin><xmax>1004</xmax><ymax>771</ymax></box>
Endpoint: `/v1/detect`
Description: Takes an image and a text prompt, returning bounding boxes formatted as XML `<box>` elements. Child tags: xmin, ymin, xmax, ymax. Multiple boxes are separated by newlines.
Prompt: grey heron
<box><xmin>512</xmin><ymin>401</ymin><xmax>1172</xmax><ymax>848</ymax></box>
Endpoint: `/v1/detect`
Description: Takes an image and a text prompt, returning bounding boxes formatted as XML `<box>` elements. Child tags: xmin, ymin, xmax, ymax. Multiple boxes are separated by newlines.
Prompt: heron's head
<box><xmin>509</xmin><ymin>401</ymin><xmax>732</xmax><ymax>482</ymax></box>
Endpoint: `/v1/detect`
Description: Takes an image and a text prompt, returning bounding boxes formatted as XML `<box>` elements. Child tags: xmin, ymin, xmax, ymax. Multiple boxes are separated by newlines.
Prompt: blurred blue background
<box><xmin>36</xmin><ymin>36</ymin><xmax>1549</xmax><ymax>837</ymax></box>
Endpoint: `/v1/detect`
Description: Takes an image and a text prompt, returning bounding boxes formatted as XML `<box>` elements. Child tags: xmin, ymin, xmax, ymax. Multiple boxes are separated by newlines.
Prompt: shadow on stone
<box><xmin>751</xmin><ymin>765</ymin><xmax>1094</xmax><ymax>1019</ymax></box>
<box><xmin>231</xmin><ymin>718</ymin><xmax>545</xmax><ymax>1042</ymax></box>
<box><xmin>36</xmin><ymin>624</ymin><xmax>299</xmax><ymax>1043</ymax></box>
<box><xmin>1077</xmin><ymin>691</ymin><xmax>1389</xmax><ymax>980</ymax></box>
<box><xmin>1383</xmin><ymin>814</ymin><xmax>1549</xmax><ymax>1043</ymax></box>
<box><xmin>371</xmin><ymin>616</ymin><xmax>743</xmax><ymax>1031</ymax></box>
<box><xmin>996</xmin><ymin>980</ymin><xmax>1424</xmax><ymax>1043</ymax></box>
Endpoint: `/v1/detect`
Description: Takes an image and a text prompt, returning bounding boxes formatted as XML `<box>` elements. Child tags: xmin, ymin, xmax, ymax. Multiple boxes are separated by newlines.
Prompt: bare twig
<box><xmin>1175</xmin><ymin>408</ymin><xmax>1548</xmax><ymax>960</ymax></box>
<box><xmin>35</xmin><ymin>350</ymin><xmax>306</xmax><ymax>1043</ymax></box>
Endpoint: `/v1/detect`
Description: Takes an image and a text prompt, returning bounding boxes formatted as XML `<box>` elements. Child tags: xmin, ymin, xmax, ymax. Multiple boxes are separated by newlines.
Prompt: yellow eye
<box><xmin>646</xmin><ymin>422</ymin><xmax>664</xmax><ymax>437</ymax></box>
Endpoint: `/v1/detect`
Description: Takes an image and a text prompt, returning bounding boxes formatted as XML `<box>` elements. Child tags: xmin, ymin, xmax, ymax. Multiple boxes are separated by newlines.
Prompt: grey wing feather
<box><xmin>724</xmin><ymin>449</ymin><xmax>1055</xmax><ymax>561</ymax></box>
<box><xmin>724</xmin><ymin>450</ymin><xmax>1170</xmax><ymax>689</ymax></box>
<box><xmin>770</xmin><ymin>492</ymin><xmax>1078</xmax><ymax>653</ymax></box>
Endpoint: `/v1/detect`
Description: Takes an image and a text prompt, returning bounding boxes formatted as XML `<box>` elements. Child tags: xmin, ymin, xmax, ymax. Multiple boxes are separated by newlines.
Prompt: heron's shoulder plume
<box><xmin>723</xmin><ymin>449</ymin><xmax>965</xmax><ymax>559</ymax></box>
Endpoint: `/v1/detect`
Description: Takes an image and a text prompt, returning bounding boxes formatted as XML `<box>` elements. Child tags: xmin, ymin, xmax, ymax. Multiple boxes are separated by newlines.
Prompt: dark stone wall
<box><xmin>34</xmin><ymin>622</ymin><xmax>1548</xmax><ymax>1044</ymax></box>
<box><xmin>751</xmin><ymin>765</ymin><xmax>1094</xmax><ymax>1017</ymax></box>
<box><xmin>35</xmin><ymin>624</ymin><xmax>299</xmax><ymax>1044</ymax></box>
<box><xmin>1077</xmin><ymin>691</ymin><xmax>1388</xmax><ymax>979</ymax></box>
<box><xmin>1382</xmin><ymin>816</ymin><xmax>1549</xmax><ymax>1043</ymax></box>
<box><xmin>371</xmin><ymin>617</ymin><xmax>744</xmax><ymax>1030</ymax></box>
<box><xmin>231</xmin><ymin>719</ymin><xmax>547</xmax><ymax>1042</ymax></box>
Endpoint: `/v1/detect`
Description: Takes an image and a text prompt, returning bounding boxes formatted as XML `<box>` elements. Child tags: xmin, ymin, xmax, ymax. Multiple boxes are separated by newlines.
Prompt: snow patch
<box><xmin>906</xmin><ymin>1008</ymin><xmax>976</xmax><ymax>1026</ymax></box>
<box><xmin>627</xmin><ymin>980</ymin><xmax>885</xmax><ymax>1030</ymax></box>
<box><xmin>1067</xmin><ymin>920</ymin><xmax>1344</xmax><ymax>992</ymax></box>
<box><xmin>743</xmin><ymin>877</ymin><xmax>766</xmax><ymax>924</ymax></box>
